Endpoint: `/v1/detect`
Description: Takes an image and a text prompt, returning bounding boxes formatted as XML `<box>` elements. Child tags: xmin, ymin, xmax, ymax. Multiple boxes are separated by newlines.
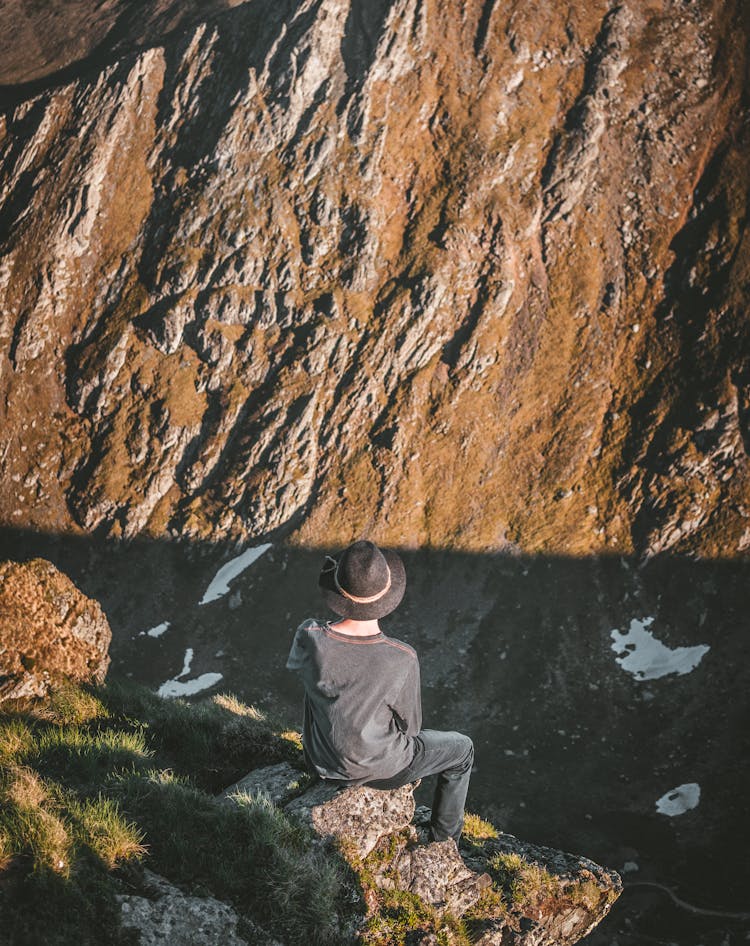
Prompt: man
<box><xmin>286</xmin><ymin>539</ymin><xmax>474</xmax><ymax>844</ymax></box>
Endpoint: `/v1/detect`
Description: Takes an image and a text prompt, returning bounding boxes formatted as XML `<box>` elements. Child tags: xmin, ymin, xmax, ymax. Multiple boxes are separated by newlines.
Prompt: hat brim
<box><xmin>319</xmin><ymin>548</ymin><xmax>406</xmax><ymax>620</ymax></box>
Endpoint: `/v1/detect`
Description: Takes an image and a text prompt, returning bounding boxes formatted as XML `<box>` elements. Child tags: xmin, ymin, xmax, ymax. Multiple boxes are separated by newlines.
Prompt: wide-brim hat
<box><xmin>319</xmin><ymin>540</ymin><xmax>406</xmax><ymax>620</ymax></box>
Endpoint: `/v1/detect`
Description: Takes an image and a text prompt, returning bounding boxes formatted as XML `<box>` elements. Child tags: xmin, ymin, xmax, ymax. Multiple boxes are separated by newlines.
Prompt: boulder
<box><xmin>0</xmin><ymin>558</ymin><xmax>111</xmax><ymax>702</ymax></box>
<box><xmin>219</xmin><ymin>767</ymin><xmax>622</xmax><ymax>943</ymax></box>
<box><xmin>377</xmin><ymin>835</ymin><xmax>493</xmax><ymax>917</ymax></box>
<box><xmin>216</xmin><ymin>762</ymin><xmax>305</xmax><ymax>807</ymax></box>
<box><xmin>283</xmin><ymin>780</ymin><xmax>417</xmax><ymax>859</ymax></box>
<box><xmin>283</xmin><ymin>780</ymin><xmax>494</xmax><ymax>918</ymax></box>
<box><xmin>116</xmin><ymin>868</ymin><xmax>281</xmax><ymax>946</ymax></box>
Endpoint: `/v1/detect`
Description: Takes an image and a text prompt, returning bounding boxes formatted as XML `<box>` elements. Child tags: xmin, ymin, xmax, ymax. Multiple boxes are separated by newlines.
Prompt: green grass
<box><xmin>486</xmin><ymin>850</ymin><xmax>557</xmax><ymax>906</ymax></box>
<box><xmin>0</xmin><ymin>676</ymin><xmax>352</xmax><ymax>946</ymax></box>
<box><xmin>0</xmin><ymin>676</ymin><xmax>604</xmax><ymax>946</ymax></box>
<box><xmin>352</xmin><ymin>828</ymin><xmax>496</xmax><ymax>946</ymax></box>
<box><xmin>461</xmin><ymin>812</ymin><xmax>499</xmax><ymax>842</ymax></box>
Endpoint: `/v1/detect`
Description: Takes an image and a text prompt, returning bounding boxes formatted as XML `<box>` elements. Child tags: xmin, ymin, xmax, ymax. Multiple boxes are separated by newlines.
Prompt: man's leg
<box><xmin>364</xmin><ymin>729</ymin><xmax>474</xmax><ymax>843</ymax></box>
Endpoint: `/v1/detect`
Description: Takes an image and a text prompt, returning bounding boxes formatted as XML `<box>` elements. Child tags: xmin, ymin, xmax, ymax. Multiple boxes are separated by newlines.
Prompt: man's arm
<box><xmin>390</xmin><ymin>656</ymin><xmax>422</xmax><ymax>737</ymax></box>
<box><xmin>286</xmin><ymin>624</ymin><xmax>309</xmax><ymax>672</ymax></box>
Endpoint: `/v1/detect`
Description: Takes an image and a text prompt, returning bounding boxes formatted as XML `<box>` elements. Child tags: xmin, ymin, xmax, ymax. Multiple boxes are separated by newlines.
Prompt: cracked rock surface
<box><xmin>116</xmin><ymin>868</ymin><xmax>281</xmax><ymax>946</ymax></box>
<box><xmin>0</xmin><ymin>0</ymin><xmax>747</xmax><ymax>558</ymax></box>
<box><xmin>218</xmin><ymin>766</ymin><xmax>621</xmax><ymax>943</ymax></box>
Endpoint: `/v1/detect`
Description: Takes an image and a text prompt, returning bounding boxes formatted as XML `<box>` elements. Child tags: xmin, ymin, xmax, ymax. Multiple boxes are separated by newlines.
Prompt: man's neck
<box><xmin>328</xmin><ymin>617</ymin><xmax>381</xmax><ymax>637</ymax></box>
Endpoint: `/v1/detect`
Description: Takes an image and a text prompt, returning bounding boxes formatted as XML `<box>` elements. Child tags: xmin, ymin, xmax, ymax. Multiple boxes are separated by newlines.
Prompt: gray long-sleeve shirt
<box><xmin>286</xmin><ymin>618</ymin><xmax>422</xmax><ymax>783</ymax></box>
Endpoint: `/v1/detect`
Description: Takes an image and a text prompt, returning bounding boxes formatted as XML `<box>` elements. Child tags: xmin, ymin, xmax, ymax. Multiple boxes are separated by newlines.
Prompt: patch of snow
<box><xmin>140</xmin><ymin>621</ymin><xmax>170</xmax><ymax>638</ymax></box>
<box><xmin>178</xmin><ymin>648</ymin><xmax>194</xmax><ymax>677</ymax></box>
<box><xmin>199</xmin><ymin>544</ymin><xmax>272</xmax><ymax>605</ymax></box>
<box><xmin>610</xmin><ymin>617</ymin><xmax>709</xmax><ymax>681</ymax></box>
<box><xmin>158</xmin><ymin>674</ymin><xmax>223</xmax><ymax>698</ymax></box>
<box><xmin>622</xmin><ymin>861</ymin><xmax>639</xmax><ymax>873</ymax></box>
<box><xmin>157</xmin><ymin>647</ymin><xmax>223</xmax><ymax>699</ymax></box>
<box><xmin>655</xmin><ymin>783</ymin><xmax>700</xmax><ymax>817</ymax></box>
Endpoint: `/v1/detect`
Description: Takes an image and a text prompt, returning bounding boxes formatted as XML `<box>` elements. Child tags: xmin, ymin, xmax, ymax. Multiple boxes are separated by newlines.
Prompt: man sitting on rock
<box><xmin>286</xmin><ymin>539</ymin><xmax>474</xmax><ymax>844</ymax></box>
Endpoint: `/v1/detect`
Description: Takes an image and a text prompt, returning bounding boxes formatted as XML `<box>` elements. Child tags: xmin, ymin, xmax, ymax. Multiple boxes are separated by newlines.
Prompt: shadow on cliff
<box><xmin>1</xmin><ymin>523</ymin><xmax>749</xmax><ymax>942</ymax></box>
<box><xmin>0</xmin><ymin>0</ymin><xmax>307</xmax><ymax>112</ymax></box>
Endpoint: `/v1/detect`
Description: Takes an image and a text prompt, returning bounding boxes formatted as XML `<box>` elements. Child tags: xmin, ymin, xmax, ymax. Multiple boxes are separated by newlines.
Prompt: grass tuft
<box><xmin>37</xmin><ymin>681</ymin><xmax>111</xmax><ymax>726</ymax></box>
<box><xmin>487</xmin><ymin>850</ymin><xmax>557</xmax><ymax>906</ymax></box>
<box><xmin>66</xmin><ymin>793</ymin><xmax>148</xmax><ymax>869</ymax></box>
<box><xmin>462</xmin><ymin>811</ymin><xmax>499</xmax><ymax>842</ymax></box>
<box><xmin>568</xmin><ymin>876</ymin><xmax>603</xmax><ymax>910</ymax></box>
<box><xmin>212</xmin><ymin>692</ymin><xmax>265</xmax><ymax>719</ymax></box>
<box><xmin>0</xmin><ymin>718</ymin><xmax>35</xmax><ymax>760</ymax></box>
<box><xmin>0</xmin><ymin>675</ymin><xmax>345</xmax><ymax>945</ymax></box>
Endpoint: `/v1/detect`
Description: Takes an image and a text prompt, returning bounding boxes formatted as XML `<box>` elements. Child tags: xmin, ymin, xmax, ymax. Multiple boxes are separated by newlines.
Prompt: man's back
<box><xmin>286</xmin><ymin>540</ymin><xmax>474</xmax><ymax>844</ymax></box>
<box><xmin>286</xmin><ymin>618</ymin><xmax>422</xmax><ymax>783</ymax></box>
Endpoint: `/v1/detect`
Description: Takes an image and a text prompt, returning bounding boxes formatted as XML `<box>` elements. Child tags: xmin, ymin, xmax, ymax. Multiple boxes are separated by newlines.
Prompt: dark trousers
<box><xmin>364</xmin><ymin>729</ymin><xmax>474</xmax><ymax>843</ymax></box>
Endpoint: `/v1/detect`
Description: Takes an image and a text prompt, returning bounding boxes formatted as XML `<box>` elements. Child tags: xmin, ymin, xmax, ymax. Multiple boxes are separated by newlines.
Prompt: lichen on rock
<box><xmin>218</xmin><ymin>764</ymin><xmax>622</xmax><ymax>945</ymax></box>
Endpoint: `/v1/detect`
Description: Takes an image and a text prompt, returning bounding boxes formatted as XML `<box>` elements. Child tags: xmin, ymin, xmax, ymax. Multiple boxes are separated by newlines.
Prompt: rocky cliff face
<box><xmin>1</xmin><ymin>0</ymin><xmax>748</xmax><ymax>556</ymax></box>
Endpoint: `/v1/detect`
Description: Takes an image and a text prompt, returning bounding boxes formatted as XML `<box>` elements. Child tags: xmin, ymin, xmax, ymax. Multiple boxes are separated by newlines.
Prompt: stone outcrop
<box><xmin>217</xmin><ymin>763</ymin><xmax>621</xmax><ymax>943</ymax></box>
<box><xmin>0</xmin><ymin>0</ymin><xmax>747</xmax><ymax>558</ymax></box>
<box><xmin>284</xmin><ymin>778</ymin><xmax>417</xmax><ymax>859</ymax></box>
<box><xmin>116</xmin><ymin>867</ymin><xmax>282</xmax><ymax>946</ymax></box>
<box><xmin>462</xmin><ymin>834</ymin><xmax>623</xmax><ymax>945</ymax></box>
<box><xmin>217</xmin><ymin>760</ymin><xmax>306</xmax><ymax>808</ymax></box>
<box><xmin>0</xmin><ymin>558</ymin><xmax>111</xmax><ymax>702</ymax></box>
<box><xmin>374</xmin><ymin>836</ymin><xmax>493</xmax><ymax>919</ymax></box>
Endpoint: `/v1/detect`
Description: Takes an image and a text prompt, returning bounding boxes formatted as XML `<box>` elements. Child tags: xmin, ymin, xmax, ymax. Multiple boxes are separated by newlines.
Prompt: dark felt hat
<box><xmin>319</xmin><ymin>540</ymin><xmax>406</xmax><ymax>620</ymax></box>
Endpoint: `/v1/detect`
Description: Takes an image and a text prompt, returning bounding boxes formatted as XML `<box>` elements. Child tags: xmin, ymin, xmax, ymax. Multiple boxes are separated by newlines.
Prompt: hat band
<box><xmin>326</xmin><ymin>555</ymin><xmax>392</xmax><ymax>604</ymax></box>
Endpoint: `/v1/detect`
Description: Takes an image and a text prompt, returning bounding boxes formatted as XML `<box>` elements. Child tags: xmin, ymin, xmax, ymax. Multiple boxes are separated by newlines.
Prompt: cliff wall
<box><xmin>0</xmin><ymin>0</ymin><xmax>748</xmax><ymax>556</ymax></box>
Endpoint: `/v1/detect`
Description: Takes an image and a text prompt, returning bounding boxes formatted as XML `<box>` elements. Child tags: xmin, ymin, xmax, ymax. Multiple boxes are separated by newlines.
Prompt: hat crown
<box><xmin>337</xmin><ymin>541</ymin><xmax>390</xmax><ymax>597</ymax></box>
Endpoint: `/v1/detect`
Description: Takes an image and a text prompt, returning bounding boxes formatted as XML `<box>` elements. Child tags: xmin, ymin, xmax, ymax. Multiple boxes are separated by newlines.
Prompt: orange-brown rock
<box><xmin>0</xmin><ymin>0</ymin><xmax>747</xmax><ymax>559</ymax></box>
<box><xmin>0</xmin><ymin>558</ymin><xmax>111</xmax><ymax>701</ymax></box>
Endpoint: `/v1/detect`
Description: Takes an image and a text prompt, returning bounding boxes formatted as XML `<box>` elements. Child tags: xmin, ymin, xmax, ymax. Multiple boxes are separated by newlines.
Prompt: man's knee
<box><xmin>448</xmin><ymin>732</ymin><xmax>473</xmax><ymax>772</ymax></box>
<box><xmin>460</xmin><ymin>734</ymin><xmax>474</xmax><ymax>770</ymax></box>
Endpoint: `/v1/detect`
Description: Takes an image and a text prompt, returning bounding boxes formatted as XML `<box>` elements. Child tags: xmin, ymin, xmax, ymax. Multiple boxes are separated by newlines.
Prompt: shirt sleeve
<box><xmin>390</xmin><ymin>656</ymin><xmax>422</xmax><ymax>737</ymax></box>
<box><xmin>286</xmin><ymin>624</ymin><xmax>309</xmax><ymax>672</ymax></box>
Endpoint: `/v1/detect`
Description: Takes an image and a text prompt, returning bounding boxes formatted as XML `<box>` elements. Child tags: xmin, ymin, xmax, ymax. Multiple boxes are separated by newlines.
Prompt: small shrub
<box><xmin>462</xmin><ymin>884</ymin><xmax>507</xmax><ymax>921</ymax></box>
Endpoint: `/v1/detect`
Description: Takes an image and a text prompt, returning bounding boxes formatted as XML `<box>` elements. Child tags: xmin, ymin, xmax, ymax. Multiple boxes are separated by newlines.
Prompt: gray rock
<box><xmin>281</xmin><ymin>779</ymin><xmax>492</xmax><ymax>916</ymax></box>
<box><xmin>381</xmin><ymin>836</ymin><xmax>493</xmax><ymax>917</ymax></box>
<box><xmin>116</xmin><ymin>868</ymin><xmax>283</xmax><ymax>946</ymax></box>
<box><xmin>216</xmin><ymin>762</ymin><xmax>306</xmax><ymax>807</ymax></box>
<box><xmin>284</xmin><ymin>780</ymin><xmax>416</xmax><ymax>858</ymax></box>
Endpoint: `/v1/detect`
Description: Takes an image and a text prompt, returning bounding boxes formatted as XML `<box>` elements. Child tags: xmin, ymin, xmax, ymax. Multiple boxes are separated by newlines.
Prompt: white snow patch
<box><xmin>199</xmin><ymin>544</ymin><xmax>272</xmax><ymax>605</ymax></box>
<box><xmin>140</xmin><ymin>621</ymin><xmax>170</xmax><ymax>638</ymax></box>
<box><xmin>610</xmin><ymin>617</ymin><xmax>709</xmax><ymax>681</ymax></box>
<box><xmin>655</xmin><ymin>783</ymin><xmax>700</xmax><ymax>817</ymax></box>
<box><xmin>158</xmin><ymin>674</ymin><xmax>223</xmax><ymax>698</ymax></box>
<box><xmin>157</xmin><ymin>647</ymin><xmax>223</xmax><ymax>699</ymax></box>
